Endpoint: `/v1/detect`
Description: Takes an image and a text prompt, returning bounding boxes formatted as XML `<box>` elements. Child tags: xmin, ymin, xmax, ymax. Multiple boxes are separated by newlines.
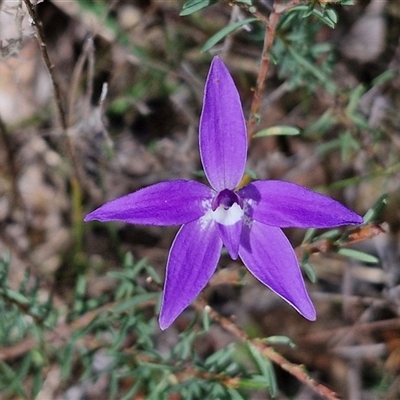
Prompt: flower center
<box><xmin>211</xmin><ymin>189</ymin><xmax>244</xmax><ymax>226</ymax></box>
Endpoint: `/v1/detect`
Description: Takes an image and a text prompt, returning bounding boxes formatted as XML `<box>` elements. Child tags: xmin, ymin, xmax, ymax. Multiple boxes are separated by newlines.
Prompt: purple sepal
<box><xmin>239</xmin><ymin>180</ymin><xmax>363</xmax><ymax>228</ymax></box>
<box><xmin>159</xmin><ymin>218</ymin><xmax>223</xmax><ymax>330</ymax></box>
<box><xmin>239</xmin><ymin>221</ymin><xmax>316</xmax><ymax>321</ymax></box>
<box><xmin>84</xmin><ymin>180</ymin><xmax>213</xmax><ymax>226</ymax></box>
<box><xmin>199</xmin><ymin>57</ymin><xmax>247</xmax><ymax>191</ymax></box>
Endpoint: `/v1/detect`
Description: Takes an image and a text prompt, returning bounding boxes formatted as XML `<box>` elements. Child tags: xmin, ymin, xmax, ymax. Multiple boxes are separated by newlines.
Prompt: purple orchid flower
<box><xmin>85</xmin><ymin>56</ymin><xmax>363</xmax><ymax>330</ymax></box>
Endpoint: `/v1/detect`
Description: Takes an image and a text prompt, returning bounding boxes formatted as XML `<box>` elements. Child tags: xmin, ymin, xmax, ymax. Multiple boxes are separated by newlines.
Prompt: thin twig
<box><xmin>22</xmin><ymin>0</ymin><xmax>67</xmax><ymax>130</ymax></box>
<box><xmin>246</xmin><ymin>8</ymin><xmax>279</xmax><ymax>139</ymax></box>
<box><xmin>67</xmin><ymin>37</ymin><xmax>95</xmax><ymax>127</ymax></box>
<box><xmin>300</xmin><ymin>318</ymin><xmax>400</xmax><ymax>346</ymax></box>
<box><xmin>246</xmin><ymin>0</ymin><xmax>303</xmax><ymax>139</ymax></box>
<box><xmin>22</xmin><ymin>0</ymin><xmax>87</xmax><ymax>210</ymax></box>
<box><xmin>195</xmin><ymin>299</ymin><xmax>340</xmax><ymax>400</ymax></box>
<box><xmin>221</xmin><ymin>5</ymin><xmax>241</xmax><ymax>59</ymax></box>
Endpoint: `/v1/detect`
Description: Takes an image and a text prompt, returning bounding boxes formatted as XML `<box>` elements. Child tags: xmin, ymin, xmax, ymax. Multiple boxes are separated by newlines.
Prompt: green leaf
<box><xmin>238</xmin><ymin>377</ymin><xmax>270</xmax><ymax>390</ymax></box>
<box><xmin>362</xmin><ymin>194</ymin><xmax>387</xmax><ymax>224</ymax></box>
<box><xmin>0</xmin><ymin>288</ymin><xmax>29</xmax><ymax>306</ymax></box>
<box><xmin>180</xmin><ymin>0</ymin><xmax>218</xmax><ymax>16</ymax></box>
<box><xmin>325</xmin><ymin>9</ymin><xmax>338</xmax><ymax>25</ymax></box>
<box><xmin>202</xmin><ymin>306</ymin><xmax>211</xmax><ymax>331</ymax></box>
<box><xmin>287</xmin><ymin>45</ymin><xmax>336</xmax><ymax>94</ymax></box>
<box><xmin>227</xmin><ymin>387</ymin><xmax>246</xmax><ymax>400</ymax></box>
<box><xmin>204</xmin><ymin>345</ymin><xmax>233</xmax><ymax>369</ymax></box>
<box><xmin>111</xmin><ymin>292</ymin><xmax>159</xmax><ymax>313</ymax></box>
<box><xmin>337</xmin><ymin>248</ymin><xmax>379</xmax><ymax>264</ymax></box>
<box><xmin>372</xmin><ymin>69</ymin><xmax>397</xmax><ymax>86</ymax></box>
<box><xmin>264</xmin><ymin>335</ymin><xmax>296</xmax><ymax>348</ymax></box>
<box><xmin>202</xmin><ymin>18</ymin><xmax>257</xmax><ymax>52</ymax></box>
<box><xmin>346</xmin><ymin>84</ymin><xmax>365</xmax><ymax>115</ymax></box>
<box><xmin>302</xmin><ymin>262</ymin><xmax>318</xmax><ymax>283</ymax></box>
<box><xmin>304</xmin><ymin>109</ymin><xmax>337</xmax><ymax>137</ymax></box>
<box><xmin>339</xmin><ymin>130</ymin><xmax>360</xmax><ymax>161</ymax></box>
<box><xmin>302</xmin><ymin>228</ymin><xmax>317</xmax><ymax>244</ymax></box>
<box><xmin>235</xmin><ymin>0</ymin><xmax>253</xmax><ymax>5</ymax></box>
<box><xmin>246</xmin><ymin>343</ymin><xmax>277</xmax><ymax>396</ymax></box>
<box><xmin>253</xmin><ymin>125</ymin><xmax>300</xmax><ymax>137</ymax></box>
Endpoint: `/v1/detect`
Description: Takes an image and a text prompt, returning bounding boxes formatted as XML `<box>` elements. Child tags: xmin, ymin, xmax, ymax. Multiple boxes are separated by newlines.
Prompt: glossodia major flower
<box><xmin>85</xmin><ymin>56</ymin><xmax>363</xmax><ymax>330</ymax></box>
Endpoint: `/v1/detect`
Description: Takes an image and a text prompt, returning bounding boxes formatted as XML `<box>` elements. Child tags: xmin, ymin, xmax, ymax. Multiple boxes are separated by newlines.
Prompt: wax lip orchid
<box><xmin>85</xmin><ymin>56</ymin><xmax>363</xmax><ymax>330</ymax></box>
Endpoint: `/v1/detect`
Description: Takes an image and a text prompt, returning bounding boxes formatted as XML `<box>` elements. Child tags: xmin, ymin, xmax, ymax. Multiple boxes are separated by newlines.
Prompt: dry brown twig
<box><xmin>193</xmin><ymin>298</ymin><xmax>340</xmax><ymax>400</ymax></box>
<box><xmin>22</xmin><ymin>0</ymin><xmax>67</xmax><ymax>131</ymax></box>
<box><xmin>246</xmin><ymin>0</ymin><xmax>304</xmax><ymax>139</ymax></box>
<box><xmin>22</xmin><ymin>0</ymin><xmax>88</xmax><ymax>196</ymax></box>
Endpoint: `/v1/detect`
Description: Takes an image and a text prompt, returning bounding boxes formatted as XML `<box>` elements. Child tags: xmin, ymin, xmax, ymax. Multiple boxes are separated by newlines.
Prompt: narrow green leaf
<box><xmin>253</xmin><ymin>125</ymin><xmax>300</xmax><ymax>138</ymax></box>
<box><xmin>202</xmin><ymin>18</ymin><xmax>257</xmax><ymax>52</ymax></box>
<box><xmin>238</xmin><ymin>376</ymin><xmax>270</xmax><ymax>390</ymax></box>
<box><xmin>318</xmin><ymin>228</ymin><xmax>341</xmax><ymax>240</ymax></box>
<box><xmin>111</xmin><ymin>292</ymin><xmax>159</xmax><ymax>313</ymax></box>
<box><xmin>302</xmin><ymin>228</ymin><xmax>317</xmax><ymax>245</ymax></box>
<box><xmin>123</xmin><ymin>251</ymin><xmax>135</xmax><ymax>269</ymax></box>
<box><xmin>0</xmin><ymin>288</ymin><xmax>29</xmax><ymax>305</ymax></box>
<box><xmin>346</xmin><ymin>84</ymin><xmax>365</xmax><ymax>114</ymax></box>
<box><xmin>235</xmin><ymin>0</ymin><xmax>253</xmax><ymax>5</ymax></box>
<box><xmin>372</xmin><ymin>69</ymin><xmax>397</xmax><ymax>86</ymax></box>
<box><xmin>303</xmin><ymin>109</ymin><xmax>337</xmax><ymax>137</ymax></box>
<box><xmin>325</xmin><ymin>9</ymin><xmax>338</xmax><ymax>25</ymax></box>
<box><xmin>337</xmin><ymin>248</ymin><xmax>379</xmax><ymax>264</ymax></box>
<box><xmin>227</xmin><ymin>387</ymin><xmax>246</xmax><ymax>400</ymax></box>
<box><xmin>362</xmin><ymin>194</ymin><xmax>387</xmax><ymax>224</ymax></box>
<box><xmin>302</xmin><ymin>262</ymin><xmax>318</xmax><ymax>283</ymax></box>
<box><xmin>180</xmin><ymin>0</ymin><xmax>218</xmax><ymax>16</ymax></box>
<box><xmin>265</xmin><ymin>357</ymin><xmax>277</xmax><ymax>397</ymax></box>
<box><xmin>287</xmin><ymin>45</ymin><xmax>336</xmax><ymax>93</ymax></box>
<box><xmin>265</xmin><ymin>335</ymin><xmax>296</xmax><ymax>348</ymax></box>
<box><xmin>202</xmin><ymin>306</ymin><xmax>211</xmax><ymax>331</ymax></box>
<box><xmin>340</xmin><ymin>130</ymin><xmax>360</xmax><ymax>161</ymax></box>
<box><xmin>246</xmin><ymin>342</ymin><xmax>277</xmax><ymax>396</ymax></box>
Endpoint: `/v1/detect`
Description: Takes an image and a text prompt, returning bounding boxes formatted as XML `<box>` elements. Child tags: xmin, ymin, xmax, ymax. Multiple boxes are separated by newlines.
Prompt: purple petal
<box><xmin>239</xmin><ymin>221</ymin><xmax>316</xmax><ymax>320</ymax></box>
<box><xmin>159</xmin><ymin>218</ymin><xmax>222</xmax><ymax>329</ymax></box>
<box><xmin>217</xmin><ymin>220</ymin><xmax>242</xmax><ymax>260</ymax></box>
<box><xmin>84</xmin><ymin>180</ymin><xmax>213</xmax><ymax>226</ymax></box>
<box><xmin>199</xmin><ymin>56</ymin><xmax>247</xmax><ymax>191</ymax></box>
<box><xmin>239</xmin><ymin>180</ymin><xmax>363</xmax><ymax>228</ymax></box>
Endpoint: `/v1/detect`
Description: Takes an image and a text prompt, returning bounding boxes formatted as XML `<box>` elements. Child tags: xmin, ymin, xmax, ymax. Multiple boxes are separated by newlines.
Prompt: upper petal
<box><xmin>239</xmin><ymin>221</ymin><xmax>316</xmax><ymax>320</ymax></box>
<box><xmin>84</xmin><ymin>180</ymin><xmax>214</xmax><ymax>226</ymax></box>
<box><xmin>239</xmin><ymin>180</ymin><xmax>363</xmax><ymax>228</ymax></box>
<box><xmin>199</xmin><ymin>56</ymin><xmax>247</xmax><ymax>191</ymax></box>
<box><xmin>159</xmin><ymin>218</ymin><xmax>222</xmax><ymax>330</ymax></box>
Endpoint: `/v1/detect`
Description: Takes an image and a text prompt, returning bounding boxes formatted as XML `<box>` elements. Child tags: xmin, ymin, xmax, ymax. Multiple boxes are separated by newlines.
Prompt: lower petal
<box><xmin>159</xmin><ymin>218</ymin><xmax>223</xmax><ymax>330</ymax></box>
<box><xmin>217</xmin><ymin>221</ymin><xmax>242</xmax><ymax>260</ymax></box>
<box><xmin>239</xmin><ymin>221</ymin><xmax>316</xmax><ymax>320</ymax></box>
